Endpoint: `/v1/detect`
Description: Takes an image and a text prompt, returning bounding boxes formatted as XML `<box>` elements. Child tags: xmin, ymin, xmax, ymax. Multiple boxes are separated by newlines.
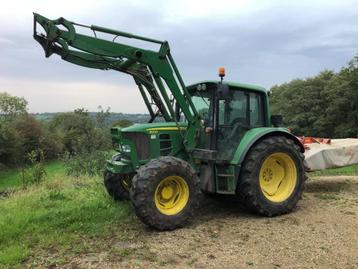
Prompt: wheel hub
<box><xmin>262</xmin><ymin>168</ymin><xmax>273</xmax><ymax>182</ymax></box>
<box><xmin>161</xmin><ymin>185</ymin><xmax>174</xmax><ymax>199</ymax></box>
<box><xmin>154</xmin><ymin>175</ymin><xmax>189</xmax><ymax>215</ymax></box>
<box><xmin>259</xmin><ymin>152</ymin><xmax>297</xmax><ymax>202</ymax></box>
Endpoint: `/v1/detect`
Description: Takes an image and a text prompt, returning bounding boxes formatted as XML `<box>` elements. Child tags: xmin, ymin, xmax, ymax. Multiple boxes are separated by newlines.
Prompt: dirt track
<box><xmin>74</xmin><ymin>176</ymin><xmax>358</xmax><ymax>269</ymax></box>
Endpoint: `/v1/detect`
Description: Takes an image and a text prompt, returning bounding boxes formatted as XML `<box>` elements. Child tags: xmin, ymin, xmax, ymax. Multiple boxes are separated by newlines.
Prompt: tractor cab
<box><xmin>189</xmin><ymin>80</ymin><xmax>269</xmax><ymax>161</ymax></box>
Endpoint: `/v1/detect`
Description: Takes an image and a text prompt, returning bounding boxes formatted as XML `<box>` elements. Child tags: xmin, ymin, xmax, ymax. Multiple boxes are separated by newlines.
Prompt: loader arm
<box><xmin>33</xmin><ymin>13</ymin><xmax>201</xmax><ymax>152</ymax></box>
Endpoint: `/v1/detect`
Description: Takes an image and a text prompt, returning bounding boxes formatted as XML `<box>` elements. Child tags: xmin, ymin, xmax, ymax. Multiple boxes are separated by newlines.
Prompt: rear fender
<box><xmin>231</xmin><ymin>128</ymin><xmax>304</xmax><ymax>188</ymax></box>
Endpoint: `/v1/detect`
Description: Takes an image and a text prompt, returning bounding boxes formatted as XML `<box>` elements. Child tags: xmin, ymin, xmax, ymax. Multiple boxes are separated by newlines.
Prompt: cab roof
<box><xmin>187</xmin><ymin>81</ymin><xmax>267</xmax><ymax>94</ymax></box>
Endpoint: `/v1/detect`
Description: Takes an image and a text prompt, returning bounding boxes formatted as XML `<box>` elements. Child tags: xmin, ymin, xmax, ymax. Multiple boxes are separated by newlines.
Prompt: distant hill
<box><xmin>32</xmin><ymin>112</ymin><xmax>151</xmax><ymax>124</ymax></box>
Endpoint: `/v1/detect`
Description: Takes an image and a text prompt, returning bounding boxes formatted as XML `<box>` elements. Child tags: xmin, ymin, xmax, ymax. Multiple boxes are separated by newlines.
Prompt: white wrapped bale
<box><xmin>304</xmin><ymin>139</ymin><xmax>358</xmax><ymax>171</ymax></box>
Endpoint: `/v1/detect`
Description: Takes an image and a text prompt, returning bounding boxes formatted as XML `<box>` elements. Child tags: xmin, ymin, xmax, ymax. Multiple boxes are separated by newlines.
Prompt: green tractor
<box><xmin>33</xmin><ymin>14</ymin><xmax>306</xmax><ymax>230</ymax></box>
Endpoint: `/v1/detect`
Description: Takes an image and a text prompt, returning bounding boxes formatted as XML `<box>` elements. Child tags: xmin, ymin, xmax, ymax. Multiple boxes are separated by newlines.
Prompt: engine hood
<box><xmin>119</xmin><ymin>122</ymin><xmax>188</xmax><ymax>134</ymax></box>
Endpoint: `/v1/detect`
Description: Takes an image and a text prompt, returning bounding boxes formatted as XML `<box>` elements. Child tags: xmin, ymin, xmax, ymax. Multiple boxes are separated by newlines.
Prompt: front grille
<box><xmin>123</xmin><ymin>132</ymin><xmax>150</xmax><ymax>160</ymax></box>
<box><xmin>159</xmin><ymin>133</ymin><xmax>172</xmax><ymax>156</ymax></box>
<box><xmin>110</xmin><ymin>128</ymin><xmax>119</xmax><ymax>135</ymax></box>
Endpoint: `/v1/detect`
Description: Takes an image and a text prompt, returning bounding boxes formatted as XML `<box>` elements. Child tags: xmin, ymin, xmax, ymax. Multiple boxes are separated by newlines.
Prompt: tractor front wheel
<box><xmin>237</xmin><ymin>136</ymin><xmax>306</xmax><ymax>216</ymax></box>
<box><xmin>130</xmin><ymin>156</ymin><xmax>200</xmax><ymax>230</ymax></box>
<box><xmin>104</xmin><ymin>171</ymin><xmax>132</xmax><ymax>201</ymax></box>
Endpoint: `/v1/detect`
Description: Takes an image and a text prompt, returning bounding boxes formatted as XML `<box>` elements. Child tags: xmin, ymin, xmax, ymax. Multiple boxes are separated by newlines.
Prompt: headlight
<box><xmin>111</xmin><ymin>154</ymin><xmax>121</xmax><ymax>162</ymax></box>
<box><xmin>122</xmin><ymin>144</ymin><xmax>131</xmax><ymax>153</ymax></box>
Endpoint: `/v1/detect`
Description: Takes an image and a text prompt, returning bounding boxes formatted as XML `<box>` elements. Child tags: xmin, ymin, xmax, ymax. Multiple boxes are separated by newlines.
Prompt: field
<box><xmin>0</xmin><ymin>164</ymin><xmax>358</xmax><ymax>268</ymax></box>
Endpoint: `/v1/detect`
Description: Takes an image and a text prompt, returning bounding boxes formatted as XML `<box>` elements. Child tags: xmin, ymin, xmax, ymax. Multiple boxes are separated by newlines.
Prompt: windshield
<box><xmin>191</xmin><ymin>89</ymin><xmax>213</xmax><ymax>124</ymax></box>
<box><xmin>192</xmin><ymin>96</ymin><xmax>209</xmax><ymax>118</ymax></box>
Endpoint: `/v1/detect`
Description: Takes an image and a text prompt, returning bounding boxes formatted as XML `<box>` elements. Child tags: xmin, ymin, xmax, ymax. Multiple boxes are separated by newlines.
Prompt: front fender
<box><xmin>106</xmin><ymin>159</ymin><xmax>136</xmax><ymax>174</ymax></box>
<box><xmin>230</xmin><ymin>127</ymin><xmax>304</xmax><ymax>166</ymax></box>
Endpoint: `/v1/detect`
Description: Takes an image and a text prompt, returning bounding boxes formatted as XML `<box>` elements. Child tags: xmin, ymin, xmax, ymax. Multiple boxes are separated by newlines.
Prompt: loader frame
<box><xmin>33</xmin><ymin>13</ymin><xmax>201</xmax><ymax>152</ymax></box>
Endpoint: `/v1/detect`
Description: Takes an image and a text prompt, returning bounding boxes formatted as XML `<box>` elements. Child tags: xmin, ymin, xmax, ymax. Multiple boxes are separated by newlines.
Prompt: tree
<box><xmin>0</xmin><ymin>92</ymin><xmax>27</xmax><ymax>121</ymax></box>
<box><xmin>322</xmin><ymin>56</ymin><xmax>358</xmax><ymax>137</ymax></box>
<box><xmin>0</xmin><ymin>121</ymin><xmax>22</xmax><ymax>166</ymax></box>
<box><xmin>49</xmin><ymin>109</ymin><xmax>111</xmax><ymax>155</ymax></box>
<box><xmin>96</xmin><ymin>105</ymin><xmax>111</xmax><ymax>128</ymax></box>
<box><xmin>112</xmin><ymin>119</ymin><xmax>133</xmax><ymax>128</ymax></box>
<box><xmin>270</xmin><ymin>55</ymin><xmax>358</xmax><ymax>138</ymax></box>
<box><xmin>13</xmin><ymin>115</ymin><xmax>63</xmax><ymax>161</ymax></box>
<box><xmin>0</xmin><ymin>92</ymin><xmax>28</xmax><ymax>166</ymax></box>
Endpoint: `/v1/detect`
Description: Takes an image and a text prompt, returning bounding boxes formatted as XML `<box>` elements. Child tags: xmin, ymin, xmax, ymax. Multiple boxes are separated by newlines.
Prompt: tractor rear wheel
<box><xmin>130</xmin><ymin>156</ymin><xmax>200</xmax><ymax>230</ymax></box>
<box><xmin>237</xmin><ymin>136</ymin><xmax>306</xmax><ymax>216</ymax></box>
<box><xmin>104</xmin><ymin>171</ymin><xmax>132</xmax><ymax>201</ymax></box>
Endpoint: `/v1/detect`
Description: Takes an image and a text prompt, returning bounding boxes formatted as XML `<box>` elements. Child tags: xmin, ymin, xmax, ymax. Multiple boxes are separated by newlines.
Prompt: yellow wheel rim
<box><xmin>121</xmin><ymin>175</ymin><xmax>131</xmax><ymax>191</ymax></box>
<box><xmin>154</xmin><ymin>175</ymin><xmax>189</xmax><ymax>215</ymax></box>
<box><xmin>259</xmin><ymin>152</ymin><xmax>297</xmax><ymax>203</ymax></box>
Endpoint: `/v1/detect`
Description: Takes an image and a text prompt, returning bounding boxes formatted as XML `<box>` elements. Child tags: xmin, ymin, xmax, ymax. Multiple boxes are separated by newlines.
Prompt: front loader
<box><xmin>33</xmin><ymin>14</ymin><xmax>306</xmax><ymax>230</ymax></box>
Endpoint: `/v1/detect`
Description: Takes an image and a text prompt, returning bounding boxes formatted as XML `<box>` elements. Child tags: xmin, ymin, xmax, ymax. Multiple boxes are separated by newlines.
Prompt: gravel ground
<box><xmin>73</xmin><ymin>176</ymin><xmax>358</xmax><ymax>269</ymax></box>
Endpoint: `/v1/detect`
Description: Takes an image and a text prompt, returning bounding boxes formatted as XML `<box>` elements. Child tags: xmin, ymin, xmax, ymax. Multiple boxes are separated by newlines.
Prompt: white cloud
<box><xmin>0</xmin><ymin>0</ymin><xmax>357</xmax><ymax>112</ymax></box>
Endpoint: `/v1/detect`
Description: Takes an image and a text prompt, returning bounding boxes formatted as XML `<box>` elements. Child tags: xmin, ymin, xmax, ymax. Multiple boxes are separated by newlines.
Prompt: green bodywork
<box><xmin>33</xmin><ymin>14</ymin><xmax>303</xmax><ymax>194</ymax></box>
<box><xmin>107</xmin><ymin>122</ymin><xmax>188</xmax><ymax>174</ymax></box>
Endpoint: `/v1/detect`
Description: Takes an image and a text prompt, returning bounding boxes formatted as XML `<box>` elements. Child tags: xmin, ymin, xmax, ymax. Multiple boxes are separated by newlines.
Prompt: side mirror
<box><xmin>271</xmin><ymin>115</ymin><xmax>283</xmax><ymax>127</ymax></box>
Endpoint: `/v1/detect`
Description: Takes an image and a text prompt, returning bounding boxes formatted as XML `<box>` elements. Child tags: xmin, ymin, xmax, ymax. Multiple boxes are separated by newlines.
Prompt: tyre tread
<box><xmin>237</xmin><ymin>136</ymin><xmax>307</xmax><ymax>216</ymax></box>
<box><xmin>130</xmin><ymin>156</ymin><xmax>200</xmax><ymax>230</ymax></box>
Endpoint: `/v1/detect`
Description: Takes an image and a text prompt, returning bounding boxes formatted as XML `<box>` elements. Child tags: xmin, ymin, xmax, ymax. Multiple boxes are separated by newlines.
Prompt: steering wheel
<box><xmin>230</xmin><ymin>117</ymin><xmax>244</xmax><ymax>126</ymax></box>
<box><xmin>227</xmin><ymin>118</ymin><xmax>250</xmax><ymax>140</ymax></box>
<box><xmin>217</xmin><ymin>123</ymin><xmax>241</xmax><ymax>141</ymax></box>
<box><xmin>217</xmin><ymin>119</ymin><xmax>248</xmax><ymax>141</ymax></box>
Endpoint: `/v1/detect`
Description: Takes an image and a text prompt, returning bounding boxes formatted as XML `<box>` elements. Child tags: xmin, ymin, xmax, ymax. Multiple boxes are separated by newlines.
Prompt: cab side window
<box><xmin>218</xmin><ymin>91</ymin><xmax>247</xmax><ymax>126</ymax></box>
<box><xmin>218</xmin><ymin>90</ymin><xmax>264</xmax><ymax>127</ymax></box>
<box><xmin>249</xmin><ymin>92</ymin><xmax>264</xmax><ymax>127</ymax></box>
<box><xmin>228</xmin><ymin>91</ymin><xmax>247</xmax><ymax>125</ymax></box>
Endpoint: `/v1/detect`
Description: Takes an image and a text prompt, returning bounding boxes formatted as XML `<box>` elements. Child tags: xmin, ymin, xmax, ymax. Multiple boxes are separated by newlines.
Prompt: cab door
<box><xmin>216</xmin><ymin>88</ymin><xmax>265</xmax><ymax>160</ymax></box>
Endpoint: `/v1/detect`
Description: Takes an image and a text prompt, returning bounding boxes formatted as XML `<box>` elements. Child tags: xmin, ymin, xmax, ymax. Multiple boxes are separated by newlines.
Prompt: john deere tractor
<box><xmin>33</xmin><ymin>14</ymin><xmax>306</xmax><ymax>230</ymax></box>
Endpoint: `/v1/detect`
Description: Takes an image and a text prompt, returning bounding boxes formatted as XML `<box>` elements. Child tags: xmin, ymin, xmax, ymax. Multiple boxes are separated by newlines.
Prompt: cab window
<box><xmin>218</xmin><ymin>90</ymin><xmax>264</xmax><ymax>127</ymax></box>
<box><xmin>249</xmin><ymin>92</ymin><xmax>264</xmax><ymax>126</ymax></box>
<box><xmin>218</xmin><ymin>91</ymin><xmax>247</xmax><ymax>126</ymax></box>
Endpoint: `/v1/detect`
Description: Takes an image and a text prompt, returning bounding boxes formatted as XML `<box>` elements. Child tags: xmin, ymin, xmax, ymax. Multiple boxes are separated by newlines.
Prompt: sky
<box><xmin>0</xmin><ymin>0</ymin><xmax>357</xmax><ymax>113</ymax></box>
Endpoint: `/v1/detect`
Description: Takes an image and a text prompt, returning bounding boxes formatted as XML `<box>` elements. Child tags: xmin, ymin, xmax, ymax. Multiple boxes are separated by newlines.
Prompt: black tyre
<box><xmin>237</xmin><ymin>136</ymin><xmax>306</xmax><ymax>216</ymax></box>
<box><xmin>130</xmin><ymin>156</ymin><xmax>200</xmax><ymax>230</ymax></box>
<box><xmin>104</xmin><ymin>171</ymin><xmax>132</xmax><ymax>201</ymax></box>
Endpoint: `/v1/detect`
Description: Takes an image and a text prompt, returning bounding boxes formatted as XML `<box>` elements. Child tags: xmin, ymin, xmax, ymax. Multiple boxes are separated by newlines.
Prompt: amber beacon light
<box><xmin>218</xmin><ymin>67</ymin><xmax>226</xmax><ymax>78</ymax></box>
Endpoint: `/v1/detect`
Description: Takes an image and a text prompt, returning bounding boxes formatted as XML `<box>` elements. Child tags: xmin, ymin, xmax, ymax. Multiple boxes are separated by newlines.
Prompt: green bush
<box><xmin>112</xmin><ymin>119</ymin><xmax>133</xmax><ymax>128</ymax></box>
<box><xmin>0</xmin><ymin>92</ymin><xmax>27</xmax><ymax>121</ymax></box>
<box><xmin>49</xmin><ymin>109</ymin><xmax>111</xmax><ymax>155</ymax></box>
<box><xmin>15</xmin><ymin>115</ymin><xmax>63</xmax><ymax>162</ymax></box>
<box><xmin>21</xmin><ymin>150</ymin><xmax>47</xmax><ymax>187</ymax></box>
<box><xmin>0</xmin><ymin>120</ymin><xmax>22</xmax><ymax>167</ymax></box>
<box><xmin>0</xmin><ymin>100</ymin><xmax>112</xmax><ymax>169</ymax></box>
<box><xmin>63</xmin><ymin>150</ymin><xmax>112</xmax><ymax>177</ymax></box>
<box><xmin>0</xmin><ymin>92</ymin><xmax>28</xmax><ymax>167</ymax></box>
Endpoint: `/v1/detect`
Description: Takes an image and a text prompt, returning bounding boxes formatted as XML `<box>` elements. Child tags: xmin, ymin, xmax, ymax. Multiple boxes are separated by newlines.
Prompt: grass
<box><xmin>0</xmin><ymin>164</ymin><xmax>135</xmax><ymax>268</ymax></box>
<box><xmin>0</xmin><ymin>161</ymin><xmax>64</xmax><ymax>192</ymax></box>
<box><xmin>0</xmin><ymin>159</ymin><xmax>357</xmax><ymax>268</ymax></box>
<box><xmin>309</xmin><ymin>163</ymin><xmax>358</xmax><ymax>177</ymax></box>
